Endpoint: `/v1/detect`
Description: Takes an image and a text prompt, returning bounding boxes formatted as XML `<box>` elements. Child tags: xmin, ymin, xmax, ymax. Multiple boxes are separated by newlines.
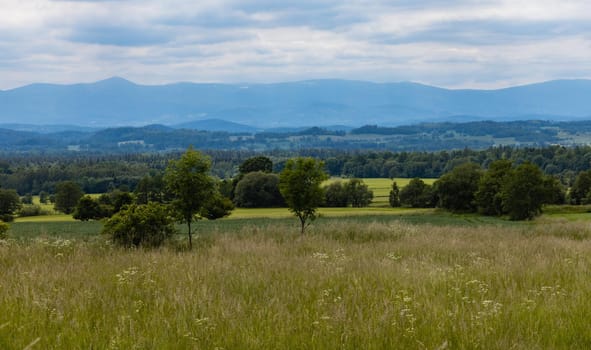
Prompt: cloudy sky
<box><xmin>1</xmin><ymin>0</ymin><xmax>591</xmax><ymax>90</ymax></box>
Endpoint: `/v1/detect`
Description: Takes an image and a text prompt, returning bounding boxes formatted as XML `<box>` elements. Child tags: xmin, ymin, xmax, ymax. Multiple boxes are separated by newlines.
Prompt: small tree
<box><xmin>279</xmin><ymin>157</ymin><xmax>328</xmax><ymax>234</ymax></box>
<box><xmin>54</xmin><ymin>181</ymin><xmax>84</xmax><ymax>214</ymax></box>
<box><xmin>233</xmin><ymin>172</ymin><xmax>284</xmax><ymax>208</ymax></box>
<box><xmin>164</xmin><ymin>147</ymin><xmax>217</xmax><ymax>249</ymax></box>
<box><xmin>323</xmin><ymin>181</ymin><xmax>349</xmax><ymax>207</ymax></box>
<box><xmin>501</xmin><ymin>162</ymin><xmax>547</xmax><ymax>220</ymax></box>
<box><xmin>0</xmin><ymin>189</ymin><xmax>21</xmax><ymax>222</ymax></box>
<box><xmin>239</xmin><ymin>156</ymin><xmax>273</xmax><ymax>174</ymax></box>
<box><xmin>476</xmin><ymin>159</ymin><xmax>513</xmax><ymax>216</ymax></box>
<box><xmin>102</xmin><ymin>203</ymin><xmax>175</xmax><ymax>248</ymax></box>
<box><xmin>200</xmin><ymin>193</ymin><xmax>234</xmax><ymax>220</ymax></box>
<box><xmin>434</xmin><ymin>163</ymin><xmax>482</xmax><ymax>213</ymax></box>
<box><xmin>73</xmin><ymin>195</ymin><xmax>107</xmax><ymax>221</ymax></box>
<box><xmin>399</xmin><ymin>178</ymin><xmax>434</xmax><ymax>208</ymax></box>
<box><xmin>389</xmin><ymin>181</ymin><xmax>401</xmax><ymax>207</ymax></box>
<box><xmin>345</xmin><ymin>178</ymin><xmax>373</xmax><ymax>207</ymax></box>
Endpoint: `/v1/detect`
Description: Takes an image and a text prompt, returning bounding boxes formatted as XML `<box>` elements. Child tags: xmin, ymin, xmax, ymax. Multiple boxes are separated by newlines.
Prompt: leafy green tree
<box><xmin>200</xmin><ymin>193</ymin><xmax>234</xmax><ymax>220</ymax></box>
<box><xmin>501</xmin><ymin>162</ymin><xmax>547</xmax><ymax>220</ymax></box>
<box><xmin>102</xmin><ymin>203</ymin><xmax>175</xmax><ymax>248</ymax></box>
<box><xmin>399</xmin><ymin>178</ymin><xmax>434</xmax><ymax>208</ymax></box>
<box><xmin>234</xmin><ymin>172</ymin><xmax>284</xmax><ymax>208</ymax></box>
<box><xmin>73</xmin><ymin>195</ymin><xmax>107</xmax><ymax>221</ymax></box>
<box><xmin>279</xmin><ymin>157</ymin><xmax>328</xmax><ymax>234</ymax></box>
<box><xmin>54</xmin><ymin>181</ymin><xmax>84</xmax><ymax>214</ymax></box>
<box><xmin>164</xmin><ymin>147</ymin><xmax>218</xmax><ymax>249</ymax></box>
<box><xmin>323</xmin><ymin>181</ymin><xmax>349</xmax><ymax>207</ymax></box>
<box><xmin>239</xmin><ymin>156</ymin><xmax>273</xmax><ymax>174</ymax></box>
<box><xmin>569</xmin><ymin>170</ymin><xmax>591</xmax><ymax>204</ymax></box>
<box><xmin>389</xmin><ymin>181</ymin><xmax>401</xmax><ymax>207</ymax></box>
<box><xmin>0</xmin><ymin>189</ymin><xmax>21</xmax><ymax>221</ymax></box>
<box><xmin>476</xmin><ymin>159</ymin><xmax>513</xmax><ymax>216</ymax></box>
<box><xmin>345</xmin><ymin>178</ymin><xmax>373</xmax><ymax>207</ymax></box>
<box><xmin>435</xmin><ymin>163</ymin><xmax>482</xmax><ymax>213</ymax></box>
<box><xmin>543</xmin><ymin>176</ymin><xmax>566</xmax><ymax>205</ymax></box>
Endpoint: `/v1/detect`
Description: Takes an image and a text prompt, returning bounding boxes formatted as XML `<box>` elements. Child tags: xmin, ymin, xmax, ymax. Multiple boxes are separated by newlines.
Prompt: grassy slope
<box><xmin>2</xmin><ymin>219</ymin><xmax>591</xmax><ymax>349</ymax></box>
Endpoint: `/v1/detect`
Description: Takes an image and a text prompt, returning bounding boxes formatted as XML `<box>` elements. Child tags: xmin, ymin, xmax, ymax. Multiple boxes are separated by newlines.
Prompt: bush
<box><xmin>102</xmin><ymin>203</ymin><xmax>176</xmax><ymax>248</ymax></box>
<box><xmin>0</xmin><ymin>221</ymin><xmax>8</xmax><ymax>239</ymax></box>
<box><xmin>17</xmin><ymin>204</ymin><xmax>50</xmax><ymax>217</ymax></box>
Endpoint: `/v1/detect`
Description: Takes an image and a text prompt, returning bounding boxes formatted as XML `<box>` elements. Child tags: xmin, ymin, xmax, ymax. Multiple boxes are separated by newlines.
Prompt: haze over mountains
<box><xmin>0</xmin><ymin>77</ymin><xmax>590</xmax><ymax>129</ymax></box>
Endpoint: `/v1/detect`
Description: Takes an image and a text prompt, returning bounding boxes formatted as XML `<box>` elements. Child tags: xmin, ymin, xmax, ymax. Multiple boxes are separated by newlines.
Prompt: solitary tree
<box><xmin>54</xmin><ymin>181</ymin><xmax>84</xmax><ymax>214</ymax></box>
<box><xmin>389</xmin><ymin>181</ymin><xmax>401</xmax><ymax>207</ymax></box>
<box><xmin>164</xmin><ymin>147</ymin><xmax>217</xmax><ymax>249</ymax></box>
<box><xmin>279</xmin><ymin>157</ymin><xmax>328</xmax><ymax>234</ymax></box>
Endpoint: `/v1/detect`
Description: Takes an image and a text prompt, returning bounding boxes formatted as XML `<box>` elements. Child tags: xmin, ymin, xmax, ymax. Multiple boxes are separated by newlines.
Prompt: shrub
<box><xmin>102</xmin><ymin>203</ymin><xmax>176</xmax><ymax>248</ymax></box>
<box><xmin>17</xmin><ymin>204</ymin><xmax>50</xmax><ymax>217</ymax></box>
<box><xmin>0</xmin><ymin>221</ymin><xmax>8</xmax><ymax>239</ymax></box>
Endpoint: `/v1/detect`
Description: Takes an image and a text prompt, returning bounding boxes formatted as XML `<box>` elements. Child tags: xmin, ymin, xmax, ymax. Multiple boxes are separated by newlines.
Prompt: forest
<box><xmin>1</xmin><ymin>145</ymin><xmax>591</xmax><ymax>195</ymax></box>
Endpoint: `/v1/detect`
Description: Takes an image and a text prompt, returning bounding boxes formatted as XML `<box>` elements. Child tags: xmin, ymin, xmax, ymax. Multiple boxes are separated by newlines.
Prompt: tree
<box><xmin>501</xmin><ymin>162</ymin><xmax>547</xmax><ymax>220</ymax></box>
<box><xmin>434</xmin><ymin>163</ymin><xmax>482</xmax><ymax>213</ymax></box>
<box><xmin>323</xmin><ymin>181</ymin><xmax>349</xmax><ymax>207</ymax></box>
<box><xmin>0</xmin><ymin>189</ymin><xmax>21</xmax><ymax>221</ymax></box>
<box><xmin>200</xmin><ymin>193</ymin><xmax>234</xmax><ymax>220</ymax></box>
<box><xmin>476</xmin><ymin>159</ymin><xmax>513</xmax><ymax>216</ymax></box>
<box><xmin>102</xmin><ymin>203</ymin><xmax>175</xmax><ymax>248</ymax></box>
<box><xmin>279</xmin><ymin>157</ymin><xmax>328</xmax><ymax>234</ymax></box>
<box><xmin>569</xmin><ymin>170</ymin><xmax>591</xmax><ymax>204</ymax></box>
<box><xmin>234</xmin><ymin>172</ymin><xmax>284</xmax><ymax>208</ymax></box>
<box><xmin>399</xmin><ymin>178</ymin><xmax>434</xmax><ymax>208</ymax></box>
<box><xmin>345</xmin><ymin>178</ymin><xmax>373</xmax><ymax>207</ymax></box>
<box><xmin>39</xmin><ymin>191</ymin><xmax>49</xmax><ymax>204</ymax></box>
<box><xmin>239</xmin><ymin>156</ymin><xmax>273</xmax><ymax>174</ymax></box>
<box><xmin>54</xmin><ymin>181</ymin><xmax>84</xmax><ymax>214</ymax></box>
<box><xmin>389</xmin><ymin>181</ymin><xmax>401</xmax><ymax>207</ymax></box>
<box><xmin>164</xmin><ymin>147</ymin><xmax>218</xmax><ymax>249</ymax></box>
<box><xmin>73</xmin><ymin>195</ymin><xmax>108</xmax><ymax>221</ymax></box>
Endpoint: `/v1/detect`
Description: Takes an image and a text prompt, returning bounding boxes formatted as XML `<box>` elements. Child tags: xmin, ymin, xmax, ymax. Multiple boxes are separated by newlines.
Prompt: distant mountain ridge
<box><xmin>1</xmin><ymin>77</ymin><xmax>591</xmax><ymax>127</ymax></box>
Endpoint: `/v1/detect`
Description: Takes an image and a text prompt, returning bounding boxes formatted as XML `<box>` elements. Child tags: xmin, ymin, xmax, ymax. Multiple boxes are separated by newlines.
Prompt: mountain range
<box><xmin>1</xmin><ymin>77</ymin><xmax>591</xmax><ymax>128</ymax></box>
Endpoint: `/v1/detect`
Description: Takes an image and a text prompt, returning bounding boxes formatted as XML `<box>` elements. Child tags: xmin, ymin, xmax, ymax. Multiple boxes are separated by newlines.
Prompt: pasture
<box><xmin>2</xmin><ymin>217</ymin><xmax>591</xmax><ymax>349</ymax></box>
<box><xmin>3</xmin><ymin>179</ymin><xmax>591</xmax><ymax>348</ymax></box>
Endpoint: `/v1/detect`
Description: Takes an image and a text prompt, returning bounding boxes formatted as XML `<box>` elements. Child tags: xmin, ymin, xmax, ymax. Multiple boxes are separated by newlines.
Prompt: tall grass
<box><xmin>2</xmin><ymin>220</ymin><xmax>591</xmax><ymax>349</ymax></box>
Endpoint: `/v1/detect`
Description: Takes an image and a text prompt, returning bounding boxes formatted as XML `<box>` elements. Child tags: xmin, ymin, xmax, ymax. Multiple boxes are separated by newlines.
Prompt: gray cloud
<box><xmin>1</xmin><ymin>0</ymin><xmax>591</xmax><ymax>89</ymax></box>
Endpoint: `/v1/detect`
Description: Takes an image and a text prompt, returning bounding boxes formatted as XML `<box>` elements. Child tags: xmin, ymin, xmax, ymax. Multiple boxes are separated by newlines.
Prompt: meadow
<box><xmin>3</xmin><ymin>179</ymin><xmax>591</xmax><ymax>349</ymax></box>
<box><xmin>3</xmin><ymin>209</ymin><xmax>591</xmax><ymax>349</ymax></box>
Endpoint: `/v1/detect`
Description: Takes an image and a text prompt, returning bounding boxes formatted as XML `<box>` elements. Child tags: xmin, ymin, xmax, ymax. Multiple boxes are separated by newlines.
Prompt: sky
<box><xmin>1</xmin><ymin>0</ymin><xmax>591</xmax><ymax>90</ymax></box>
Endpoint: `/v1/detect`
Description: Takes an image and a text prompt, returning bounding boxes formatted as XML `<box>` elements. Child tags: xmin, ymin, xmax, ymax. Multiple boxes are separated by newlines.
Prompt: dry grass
<box><xmin>2</xmin><ymin>220</ymin><xmax>591</xmax><ymax>349</ymax></box>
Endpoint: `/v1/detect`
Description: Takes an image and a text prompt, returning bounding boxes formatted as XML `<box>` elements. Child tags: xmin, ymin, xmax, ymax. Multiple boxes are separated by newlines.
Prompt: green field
<box><xmin>4</xmin><ymin>178</ymin><xmax>591</xmax><ymax>348</ymax></box>
<box><xmin>2</xmin><ymin>215</ymin><xmax>591</xmax><ymax>349</ymax></box>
